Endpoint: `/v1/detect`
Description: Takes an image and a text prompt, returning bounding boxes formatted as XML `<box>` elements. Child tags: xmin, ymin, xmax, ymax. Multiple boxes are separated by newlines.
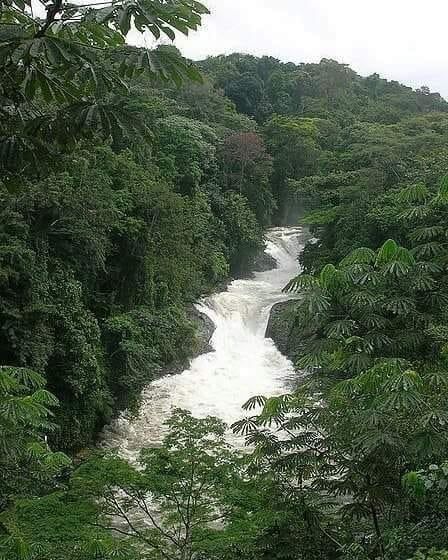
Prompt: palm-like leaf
<box><xmin>411</xmin><ymin>242</ymin><xmax>446</xmax><ymax>259</ymax></box>
<box><xmin>340</xmin><ymin>246</ymin><xmax>376</xmax><ymax>266</ymax></box>
<box><xmin>409</xmin><ymin>226</ymin><xmax>445</xmax><ymax>243</ymax></box>
<box><xmin>0</xmin><ymin>0</ymin><xmax>207</xmax><ymax>173</ymax></box>
<box><xmin>349</xmin><ymin>290</ymin><xmax>378</xmax><ymax>308</ymax></box>
<box><xmin>231</xmin><ymin>417</ymin><xmax>258</xmax><ymax>436</ymax></box>
<box><xmin>381</xmin><ymin>296</ymin><xmax>415</xmax><ymax>316</ymax></box>
<box><xmin>242</xmin><ymin>395</ymin><xmax>267</xmax><ymax>411</ymax></box>
<box><xmin>324</xmin><ymin>319</ymin><xmax>358</xmax><ymax>339</ymax></box>
<box><xmin>300</xmin><ymin>289</ymin><xmax>331</xmax><ymax>315</ymax></box>
<box><xmin>283</xmin><ymin>273</ymin><xmax>318</xmax><ymax>293</ymax></box>
<box><xmin>398</xmin><ymin>205</ymin><xmax>430</xmax><ymax>221</ymax></box>
<box><xmin>376</xmin><ymin>239</ymin><xmax>399</xmax><ymax>264</ymax></box>
<box><xmin>397</xmin><ymin>182</ymin><xmax>429</xmax><ymax>204</ymax></box>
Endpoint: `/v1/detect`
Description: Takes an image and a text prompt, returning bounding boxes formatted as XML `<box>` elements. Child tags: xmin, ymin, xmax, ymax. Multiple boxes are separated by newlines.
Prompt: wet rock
<box><xmin>237</xmin><ymin>247</ymin><xmax>278</xmax><ymax>279</ymax></box>
<box><xmin>189</xmin><ymin>306</ymin><xmax>215</xmax><ymax>355</ymax></box>
<box><xmin>265</xmin><ymin>300</ymin><xmax>297</xmax><ymax>356</ymax></box>
<box><xmin>250</xmin><ymin>250</ymin><xmax>277</xmax><ymax>273</ymax></box>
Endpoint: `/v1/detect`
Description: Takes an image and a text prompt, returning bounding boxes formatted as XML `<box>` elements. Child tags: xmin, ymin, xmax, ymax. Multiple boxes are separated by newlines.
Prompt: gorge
<box><xmin>103</xmin><ymin>226</ymin><xmax>304</xmax><ymax>454</ymax></box>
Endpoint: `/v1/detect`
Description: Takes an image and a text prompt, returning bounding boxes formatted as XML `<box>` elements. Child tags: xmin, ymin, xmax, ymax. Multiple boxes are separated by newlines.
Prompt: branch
<box><xmin>91</xmin><ymin>522</ymin><xmax>176</xmax><ymax>560</ymax></box>
<box><xmin>60</xmin><ymin>1</ymin><xmax>113</xmax><ymax>8</ymax></box>
<box><xmin>119</xmin><ymin>486</ymin><xmax>182</xmax><ymax>549</ymax></box>
<box><xmin>35</xmin><ymin>0</ymin><xmax>63</xmax><ymax>37</ymax></box>
<box><xmin>104</xmin><ymin>492</ymin><xmax>151</xmax><ymax>546</ymax></box>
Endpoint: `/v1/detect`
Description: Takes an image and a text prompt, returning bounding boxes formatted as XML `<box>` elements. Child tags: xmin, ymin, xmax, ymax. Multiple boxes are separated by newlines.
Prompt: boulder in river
<box><xmin>189</xmin><ymin>306</ymin><xmax>215</xmax><ymax>356</ymax></box>
<box><xmin>265</xmin><ymin>300</ymin><xmax>297</xmax><ymax>356</ymax></box>
<box><xmin>237</xmin><ymin>246</ymin><xmax>278</xmax><ymax>278</ymax></box>
<box><xmin>250</xmin><ymin>250</ymin><xmax>278</xmax><ymax>273</ymax></box>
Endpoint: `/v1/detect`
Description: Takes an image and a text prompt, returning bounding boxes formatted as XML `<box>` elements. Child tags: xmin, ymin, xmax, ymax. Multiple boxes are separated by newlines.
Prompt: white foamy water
<box><xmin>103</xmin><ymin>226</ymin><xmax>304</xmax><ymax>458</ymax></box>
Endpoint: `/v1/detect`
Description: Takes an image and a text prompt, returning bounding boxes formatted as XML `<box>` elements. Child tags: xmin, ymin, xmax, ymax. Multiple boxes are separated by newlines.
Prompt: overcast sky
<box><xmin>172</xmin><ymin>0</ymin><xmax>448</xmax><ymax>98</ymax></box>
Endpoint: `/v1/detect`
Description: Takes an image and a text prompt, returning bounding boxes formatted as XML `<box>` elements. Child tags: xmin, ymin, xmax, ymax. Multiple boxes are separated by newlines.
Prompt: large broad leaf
<box><xmin>349</xmin><ymin>290</ymin><xmax>378</xmax><ymax>309</ymax></box>
<box><xmin>231</xmin><ymin>417</ymin><xmax>258</xmax><ymax>436</ymax></box>
<box><xmin>242</xmin><ymin>395</ymin><xmax>267</xmax><ymax>411</ymax></box>
<box><xmin>397</xmin><ymin>182</ymin><xmax>429</xmax><ymax>204</ymax></box>
<box><xmin>319</xmin><ymin>263</ymin><xmax>338</xmax><ymax>289</ymax></box>
<box><xmin>398</xmin><ymin>205</ymin><xmax>430</xmax><ymax>221</ymax></box>
<box><xmin>376</xmin><ymin>239</ymin><xmax>398</xmax><ymax>264</ymax></box>
<box><xmin>324</xmin><ymin>320</ymin><xmax>357</xmax><ymax>339</ymax></box>
<box><xmin>410</xmin><ymin>270</ymin><xmax>437</xmax><ymax>291</ymax></box>
<box><xmin>0</xmin><ymin>1</ymin><xmax>206</xmax><ymax>175</ymax></box>
<box><xmin>409</xmin><ymin>226</ymin><xmax>445</xmax><ymax>243</ymax></box>
<box><xmin>7</xmin><ymin>367</ymin><xmax>46</xmax><ymax>390</ymax></box>
<box><xmin>116</xmin><ymin>44</ymin><xmax>203</xmax><ymax>85</ymax></box>
<box><xmin>381</xmin><ymin>296</ymin><xmax>415</xmax><ymax>316</ymax></box>
<box><xmin>283</xmin><ymin>273</ymin><xmax>317</xmax><ymax>293</ymax></box>
<box><xmin>301</xmin><ymin>289</ymin><xmax>331</xmax><ymax>316</ymax></box>
<box><xmin>361</xmin><ymin>314</ymin><xmax>388</xmax><ymax>330</ymax></box>
<box><xmin>90</xmin><ymin>0</ymin><xmax>209</xmax><ymax>39</ymax></box>
<box><xmin>381</xmin><ymin>260</ymin><xmax>411</xmax><ymax>278</ymax></box>
<box><xmin>437</xmin><ymin>174</ymin><xmax>448</xmax><ymax>203</ymax></box>
<box><xmin>341</xmin><ymin>352</ymin><xmax>372</xmax><ymax>375</ymax></box>
<box><xmin>340</xmin><ymin>247</ymin><xmax>376</xmax><ymax>267</ymax></box>
<box><xmin>411</xmin><ymin>242</ymin><xmax>446</xmax><ymax>260</ymax></box>
<box><xmin>296</xmin><ymin>350</ymin><xmax>331</xmax><ymax>370</ymax></box>
<box><xmin>364</xmin><ymin>331</ymin><xmax>393</xmax><ymax>350</ymax></box>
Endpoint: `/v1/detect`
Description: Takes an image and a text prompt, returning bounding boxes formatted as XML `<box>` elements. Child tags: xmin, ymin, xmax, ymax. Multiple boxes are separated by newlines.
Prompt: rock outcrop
<box><xmin>250</xmin><ymin>250</ymin><xmax>277</xmax><ymax>273</ymax></box>
<box><xmin>160</xmin><ymin>307</ymin><xmax>215</xmax><ymax>378</ymax></box>
<box><xmin>189</xmin><ymin>307</ymin><xmax>215</xmax><ymax>356</ymax></box>
<box><xmin>265</xmin><ymin>300</ymin><xmax>297</xmax><ymax>356</ymax></box>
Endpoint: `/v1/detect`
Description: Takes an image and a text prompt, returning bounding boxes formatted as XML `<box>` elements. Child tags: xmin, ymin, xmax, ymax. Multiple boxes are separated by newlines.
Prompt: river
<box><xmin>103</xmin><ymin>226</ymin><xmax>304</xmax><ymax>457</ymax></box>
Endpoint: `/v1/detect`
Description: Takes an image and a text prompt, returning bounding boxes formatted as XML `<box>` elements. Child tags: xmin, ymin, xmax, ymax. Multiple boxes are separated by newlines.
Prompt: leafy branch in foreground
<box><xmin>0</xmin><ymin>0</ymin><xmax>209</xmax><ymax>174</ymax></box>
<box><xmin>233</xmin><ymin>357</ymin><xmax>448</xmax><ymax>560</ymax></box>
<box><xmin>68</xmin><ymin>409</ymin><xmax>239</xmax><ymax>560</ymax></box>
<box><xmin>0</xmin><ymin>366</ymin><xmax>70</xmax><ymax>511</ymax></box>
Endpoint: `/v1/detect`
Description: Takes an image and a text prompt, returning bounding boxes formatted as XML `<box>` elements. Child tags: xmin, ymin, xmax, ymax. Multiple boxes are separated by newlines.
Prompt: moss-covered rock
<box><xmin>159</xmin><ymin>306</ymin><xmax>215</xmax><ymax>378</ymax></box>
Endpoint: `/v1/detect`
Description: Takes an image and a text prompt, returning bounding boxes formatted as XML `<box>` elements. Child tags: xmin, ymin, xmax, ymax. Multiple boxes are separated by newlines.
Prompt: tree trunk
<box><xmin>370</xmin><ymin>502</ymin><xmax>385</xmax><ymax>559</ymax></box>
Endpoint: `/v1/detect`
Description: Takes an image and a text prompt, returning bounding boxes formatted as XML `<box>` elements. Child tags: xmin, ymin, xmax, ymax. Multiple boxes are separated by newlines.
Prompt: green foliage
<box><xmin>216</xmin><ymin>191</ymin><xmax>264</xmax><ymax>272</ymax></box>
<box><xmin>201</xmin><ymin>54</ymin><xmax>447</xmax><ymax>225</ymax></box>
<box><xmin>5</xmin><ymin>44</ymin><xmax>448</xmax><ymax>560</ymax></box>
<box><xmin>410</xmin><ymin>552</ymin><xmax>448</xmax><ymax>560</ymax></box>
<box><xmin>104</xmin><ymin>306</ymin><xmax>196</xmax><ymax>408</ymax></box>
<box><xmin>0</xmin><ymin>48</ymin><xmax>269</xmax><ymax>452</ymax></box>
<box><xmin>220</xmin><ymin>131</ymin><xmax>275</xmax><ymax>225</ymax></box>
<box><xmin>0</xmin><ymin>138</ymin><xmax>265</xmax><ymax>449</ymax></box>
<box><xmin>233</xmin><ymin>356</ymin><xmax>448</xmax><ymax>559</ymax></box>
<box><xmin>284</xmin><ymin>226</ymin><xmax>448</xmax><ymax>377</ymax></box>
<box><xmin>0</xmin><ymin>366</ymin><xmax>69</xmax><ymax>512</ymax></box>
<box><xmin>4</xmin><ymin>409</ymin><xmax>345</xmax><ymax>560</ymax></box>
<box><xmin>72</xmin><ymin>409</ymin><xmax>239</xmax><ymax>558</ymax></box>
<box><xmin>154</xmin><ymin>115</ymin><xmax>218</xmax><ymax>195</ymax></box>
<box><xmin>12</xmin><ymin>410</ymin><xmax>243</xmax><ymax>560</ymax></box>
<box><xmin>0</xmin><ymin>0</ymin><xmax>208</xmax><ymax>174</ymax></box>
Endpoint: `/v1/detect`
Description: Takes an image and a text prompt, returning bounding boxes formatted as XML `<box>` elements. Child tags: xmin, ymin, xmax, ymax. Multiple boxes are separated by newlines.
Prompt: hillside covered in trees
<box><xmin>2</xmin><ymin>0</ymin><xmax>448</xmax><ymax>558</ymax></box>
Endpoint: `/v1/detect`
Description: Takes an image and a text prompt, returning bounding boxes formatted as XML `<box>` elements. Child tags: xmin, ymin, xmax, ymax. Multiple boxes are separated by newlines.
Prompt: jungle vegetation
<box><xmin>1</xmin><ymin>1</ymin><xmax>448</xmax><ymax>558</ymax></box>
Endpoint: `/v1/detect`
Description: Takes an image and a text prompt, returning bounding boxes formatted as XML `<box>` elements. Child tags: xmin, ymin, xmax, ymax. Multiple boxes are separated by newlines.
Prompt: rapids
<box><xmin>103</xmin><ymin>226</ymin><xmax>304</xmax><ymax>456</ymax></box>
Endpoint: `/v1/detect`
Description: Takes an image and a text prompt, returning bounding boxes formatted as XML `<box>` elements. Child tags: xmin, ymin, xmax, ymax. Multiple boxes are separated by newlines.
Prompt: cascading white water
<box><xmin>103</xmin><ymin>226</ymin><xmax>304</xmax><ymax>458</ymax></box>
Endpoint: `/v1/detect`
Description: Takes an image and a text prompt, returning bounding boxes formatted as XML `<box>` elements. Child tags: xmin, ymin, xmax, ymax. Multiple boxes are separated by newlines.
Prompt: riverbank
<box><xmin>153</xmin><ymin>237</ymin><xmax>283</xmax><ymax>384</ymax></box>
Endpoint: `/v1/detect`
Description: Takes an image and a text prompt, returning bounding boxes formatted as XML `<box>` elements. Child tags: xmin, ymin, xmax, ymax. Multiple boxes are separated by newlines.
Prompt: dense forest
<box><xmin>2</xmin><ymin>0</ymin><xmax>448</xmax><ymax>559</ymax></box>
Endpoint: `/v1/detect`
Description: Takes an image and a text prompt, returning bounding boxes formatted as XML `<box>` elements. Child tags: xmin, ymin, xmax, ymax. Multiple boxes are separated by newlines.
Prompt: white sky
<box><xmin>173</xmin><ymin>0</ymin><xmax>448</xmax><ymax>98</ymax></box>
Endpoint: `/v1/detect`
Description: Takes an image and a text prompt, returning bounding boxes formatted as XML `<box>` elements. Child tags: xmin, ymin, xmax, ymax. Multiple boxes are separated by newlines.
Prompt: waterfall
<box><xmin>103</xmin><ymin>226</ymin><xmax>304</xmax><ymax>457</ymax></box>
